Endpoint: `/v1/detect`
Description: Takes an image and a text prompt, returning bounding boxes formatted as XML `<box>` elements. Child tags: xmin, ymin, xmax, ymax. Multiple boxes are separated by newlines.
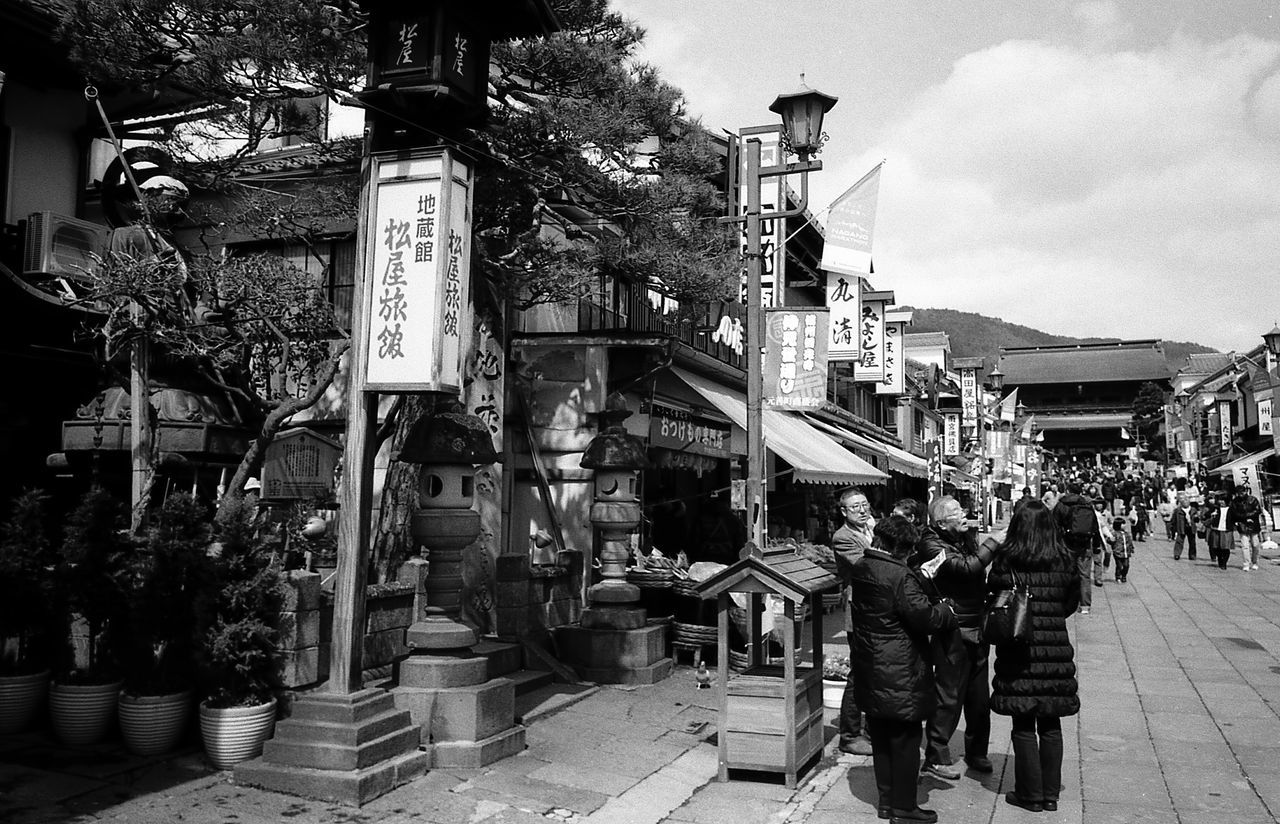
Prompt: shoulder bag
<box><xmin>981</xmin><ymin>569</ymin><xmax>1033</xmax><ymax>645</ymax></box>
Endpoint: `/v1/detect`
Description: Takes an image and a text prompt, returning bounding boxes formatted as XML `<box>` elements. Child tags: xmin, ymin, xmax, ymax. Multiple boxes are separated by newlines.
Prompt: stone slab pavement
<box><xmin>4</xmin><ymin>526</ymin><xmax>1280</xmax><ymax>823</ymax></box>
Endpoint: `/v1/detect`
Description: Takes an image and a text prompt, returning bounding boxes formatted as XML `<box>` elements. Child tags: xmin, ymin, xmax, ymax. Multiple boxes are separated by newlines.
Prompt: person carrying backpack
<box><xmin>1053</xmin><ymin>482</ymin><xmax>1102</xmax><ymax>614</ymax></box>
<box><xmin>1227</xmin><ymin>486</ymin><xmax>1270</xmax><ymax>571</ymax></box>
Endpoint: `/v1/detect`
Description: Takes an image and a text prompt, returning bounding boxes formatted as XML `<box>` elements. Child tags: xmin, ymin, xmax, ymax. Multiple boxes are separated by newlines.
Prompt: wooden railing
<box><xmin>578</xmin><ymin>292</ymin><xmax>746</xmax><ymax>371</ymax></box>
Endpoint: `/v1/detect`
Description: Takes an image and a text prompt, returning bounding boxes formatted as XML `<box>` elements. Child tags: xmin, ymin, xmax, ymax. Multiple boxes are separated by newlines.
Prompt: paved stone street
<box><xmin>3</xmin><ymin>526</ymin><xmax>1280</xmax><ymax>823</ymax></box>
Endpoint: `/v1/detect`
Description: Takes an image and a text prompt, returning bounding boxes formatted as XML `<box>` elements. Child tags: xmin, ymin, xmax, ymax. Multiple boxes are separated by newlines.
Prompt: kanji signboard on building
<box><xmin>825</xmin><ymin>272</ymin><xmax>860</xmax><ymax>361</ymax></box>
<box><xmin>763</xmin><ymin>308</ymin><xmax>830</xmax><ymax>409</ymax></box>
<box><xmin>362</xmin><ymin>149</ymin><xmax>472</xmax><ymax>392</ymax></box>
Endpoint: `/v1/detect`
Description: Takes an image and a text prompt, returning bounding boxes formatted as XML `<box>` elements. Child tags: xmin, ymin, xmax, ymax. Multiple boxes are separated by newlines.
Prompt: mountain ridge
<box><xmin>901</xmin><ymin>307</ymin><xmax>1216</xmax><ymax>374</ymax></box>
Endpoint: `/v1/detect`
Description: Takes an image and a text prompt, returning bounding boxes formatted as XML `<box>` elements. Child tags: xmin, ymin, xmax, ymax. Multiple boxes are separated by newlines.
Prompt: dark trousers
<box><xmin>1114</xmin><ymin>556</ymin><xmax>1131</xmax><ymax>580</ymax></box>
<box><xmin>924</xmin><ymin>631</ymin><xmax>990</xmax><ymax>765</ymax></box>
<box><xmin>866</xmin><ymin>716</ymin><xmax>923</xmax><ymax>811</ymax></box>
<box><xmin>1218</xmin><ymin>541</ymin><xmax>1231</xmax><ymax>569</ymax></box>
<box><xmin>1173</xmin><ymin>530</ymin><xmax>1196</xmax><ymax>560</ymax></box>
<box><xmin>839</xmin><ymin>631</ymin><xmax>863</xmax><ymax>743</ymax></box>
<box><xmin>1010</xmin><ymin>715</ymin><xmax>1063</xmax><ymax>803</ymax></box>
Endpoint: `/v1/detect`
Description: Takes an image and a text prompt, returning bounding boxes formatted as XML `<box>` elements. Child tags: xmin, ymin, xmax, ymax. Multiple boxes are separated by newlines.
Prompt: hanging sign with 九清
<box><xmin>763</xmin><ymin>308</ymin><xmax>830</xmax><ymax>409</ymax></box>
<box><xmin>362</xmin><ymin>148</ymin><xmax>472</xmax><ymax>392</ymax></box>
<box><xmin>855</xmin><ymin>290</ymin><xmax>892</xmax><ymax>383</ymax></box>
<box><xmin>944</xmin><ymin>413</ymin><xmax>961</xmax><ymax>456</ymax></box>
<box><xmin>825</xmin><ymin>272</ymin><xmax>860</xmax><ymax>361</ymax></box>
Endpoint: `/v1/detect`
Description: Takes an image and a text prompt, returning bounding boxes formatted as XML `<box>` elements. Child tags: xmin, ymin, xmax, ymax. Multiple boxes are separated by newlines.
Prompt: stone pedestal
<box><xmin>235</xmin><ymin>688</ymin><xmax>428</xmax><ymax>806</ymax></box>
<box><xmin>556</xmin><ymin>621</ymin><xmax>672</xmax><ymax>685</ymax></box>
<box><xmin>390</xmin><ymin>611</ymin><xmax>526</xmax><ymax>767</ymax></box>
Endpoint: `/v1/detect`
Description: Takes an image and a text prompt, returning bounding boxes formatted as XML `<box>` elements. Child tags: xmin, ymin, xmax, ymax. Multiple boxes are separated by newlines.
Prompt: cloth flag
<box><xmin>1020</xmin><ymin>414</ymin><xmax>1035</xmax><ymax>442</ymax></box>
<box><xmin>999</xmin><ymin>388</ymin><xmax>1019</xmax><ymax>424</ymax></box>
<box><xmin>820</xmin><ymin>162</ymin><xmax>883</xmax><ymax>276</ymax></box>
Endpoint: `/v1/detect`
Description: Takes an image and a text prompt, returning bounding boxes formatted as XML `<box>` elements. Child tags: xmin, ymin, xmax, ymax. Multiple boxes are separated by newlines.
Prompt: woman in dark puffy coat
<box><xmin>988</xmin><ymin>500</ymin><xmax>1081</xmax><ymax>813</ymax></box>
<box><xmin>849</xmin><ymin>515</ymin><xmax>956</xmax><ymax>823</ymax></box>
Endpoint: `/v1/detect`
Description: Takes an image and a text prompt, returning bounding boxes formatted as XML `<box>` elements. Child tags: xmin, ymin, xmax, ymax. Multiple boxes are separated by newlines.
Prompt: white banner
<box><xmin>825</xmin><ymin>272</ymin><xmax>860</xmax><ymax>361</ymax></box>
<box><xmin>363</xmin><ymin>149</ymin><xmax>472</xmax><ymax>392</ymax></box>
<box><xmin>738</xmin><ymin>126</ymin><xmax>787</xmax><ymax>308</ymax></box>
<box><xmin>1234</xmin><ymin>460</ymin><xmax>1261</xmax><ymax>492</ymax></box>
<box><xmin>820</xmin><ymin>162</ymin><xmax>882</xmax><ymax>276</ymax></box>
<box><xmin>855</xmin><ymin>296</ymin><xmax>887</xmax><ymax>383</ymax></box>
<box><xmin>876</xmin><ymin>320</ymin><xmax>905</xmax><ymax>394</ymax></box>
<box><xmin>944</xmin><ymin>413</ymin><xmax>961</xmax><ymax>456</ymax></box>
<box><xmin>1260</xmin><ymin>398</ymin><xmax>1272</xmax><ymax>436</ymax></box>
<box><xmin>1218</xmin><ymin>400</ymin><xmax>1232</xmax><ymax>451</ymax></box>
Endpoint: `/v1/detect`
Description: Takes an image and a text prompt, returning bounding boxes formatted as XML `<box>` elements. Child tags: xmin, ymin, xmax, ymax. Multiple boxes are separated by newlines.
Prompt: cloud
<box><xmin>862</xmin><ymin>34</ymin><xmax>1280</xmax><ymax>350</ymax></box>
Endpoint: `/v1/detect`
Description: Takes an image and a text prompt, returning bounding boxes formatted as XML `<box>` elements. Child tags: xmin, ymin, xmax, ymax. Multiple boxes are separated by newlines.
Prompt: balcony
<box><xmin>568</xmin><ymin>287</ymin><xmax>746</xmax><ymax>371</ymax></box>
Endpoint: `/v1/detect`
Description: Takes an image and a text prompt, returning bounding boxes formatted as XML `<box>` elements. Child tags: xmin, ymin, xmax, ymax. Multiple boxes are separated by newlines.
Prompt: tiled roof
<box><xmin>1181</xmin><ymin>352</ymin><xmax>1233</xmax><ymax>375</ymax></box>
<box><xmin>904</xmin><ymin>331</ymin><xmax>950</xmax><ymax>349</ymax></box>
<box><xmin>997</xmin><ymin>340</ymin><xmax>1170</xmax><ymax>386</ymax></box>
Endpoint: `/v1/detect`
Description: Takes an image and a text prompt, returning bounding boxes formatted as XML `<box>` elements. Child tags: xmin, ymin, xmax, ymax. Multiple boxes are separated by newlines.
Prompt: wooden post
<box><xmin>717</xmin><ymin>592</ymin><xmax>729</xmax><ymax>783</ymax></box>
<box><xmin>130</xmin><ymin>334</ymin><xmax>151</xmax><ymax>533</ymax></box>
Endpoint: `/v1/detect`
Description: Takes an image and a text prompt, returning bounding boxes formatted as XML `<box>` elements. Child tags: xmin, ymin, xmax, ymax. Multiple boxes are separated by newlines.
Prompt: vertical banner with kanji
<box><xmin>363</xmin><ymin>148</ymin><xmax>472</xmax><ymax>392</ymax></box>
<box><xmin>737</xmin><ymin>126</ymin><xmax>787</xmax><ymax>308</ymax></box>
<box><xmin>1218</xmin><ymin>400</ymin><xmax>1232</xmax><ymax>451</ymax></box>
<box><xmin>926</xmin><ymin>440</ymin><xmax>943</xmax><ymax>502</ymax></box>
<box><xmin>1026</xmin><ymin>449</ymin><xmax>1042</xmax><ymax>497</ymax></box>
<box><xmin>943</xmin><ymin>413</ymin><xmax>961</xmax><ymax>456</ymax></box>
<box><xmin>763</xmin><ymin>308</ymin><xmax>830</xmax><ymax>409</ymax></box>
<box><xmin>1259</xmin><ymin>398</ymin><xmax>1272</xmax><ymax>436</ymax></box>
<box><xmin>876</xmin><ymin>319</ymin><xmax>907</xmax><ymax>395</ymax></box>
<box><xmin>960</xmin><ymin>367</ymin><xmax>979</xmax><ymax>434</ymax></box>
<box><xmin>825</xmin><ymin>272</ymin><xmax>860</xmax><ymax>361</ymax></box>
<box><xmin>855</xmin><ymin>293</ymin><xmax>889</xmax><ymax>383</ymax></box>
<box><xmin>1165</xmin><ymin>406</ymin><xmax>1178</xmax><ymax>453</ymax></box>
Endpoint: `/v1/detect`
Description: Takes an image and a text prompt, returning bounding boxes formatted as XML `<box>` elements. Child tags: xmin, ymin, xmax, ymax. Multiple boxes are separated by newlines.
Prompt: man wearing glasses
<box><xmin>833</xmin><ymin>487</ymin><xmax>876</xmax><ymax>755</ymax></box>
<box><xmin>915</xmin><ymin>495</ymin><xmax>995</xmax><ymax>781</ymax></box>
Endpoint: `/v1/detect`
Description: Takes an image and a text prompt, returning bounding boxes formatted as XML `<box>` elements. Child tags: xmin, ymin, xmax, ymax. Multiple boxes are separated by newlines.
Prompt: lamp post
<box><xmin>737</xmin><ymin>80</ymin><xmax>836</xmax><ymax>547</ymax></box>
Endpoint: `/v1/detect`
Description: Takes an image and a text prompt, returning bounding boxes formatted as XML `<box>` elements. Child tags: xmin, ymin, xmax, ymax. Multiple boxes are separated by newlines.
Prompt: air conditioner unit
<box><xmin>22</xmin><ymin>211</ymin><xmax>110</xmax><ymax>279</ymax></box>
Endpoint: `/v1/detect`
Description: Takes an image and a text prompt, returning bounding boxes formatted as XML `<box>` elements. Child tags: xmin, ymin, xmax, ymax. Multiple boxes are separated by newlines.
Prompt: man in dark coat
<box><xmin>1053</xmin><ymin>482</ymin><xmax>1101</xmax><ymax>614</ymax></box>
<box><xmin>913</xmin><ymin>495</ymin><xmax>996</xmax><ymax>780</ymax></box>
<box><xmin>833</xmin><ymin>487</ymin><xmax>875</xmax><ymax>755</ymax></box>
<box><xmin>848</xmin><ymin>515</ymin><xmax>956</xmax><ymax>822</ymax></box>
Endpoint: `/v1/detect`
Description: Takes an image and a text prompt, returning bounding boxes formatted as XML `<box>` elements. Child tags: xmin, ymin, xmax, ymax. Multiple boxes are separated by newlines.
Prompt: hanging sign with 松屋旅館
<box><xmin>763</xmin><ymin>308</ymin><xmax>830</xmax><ymax>409</ymax></box>
<box><xmin>362</xmin><ymin>148</ymin><xmax>472</xmax><ymax>393</ymax></box>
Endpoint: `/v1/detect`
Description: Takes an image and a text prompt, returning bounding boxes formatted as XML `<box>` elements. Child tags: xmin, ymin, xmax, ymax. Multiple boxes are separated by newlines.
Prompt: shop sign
<box><xmin>943</xmin><ymin>413</ymin><xmax>961</xmax><ymax>456</ymax></box>
<box><xmin>960</xmin><ymin>367</ymin><xmax>979</xmax><ymax>433</ymax></box>
<box><xmin>642</xmin><ymin>401</ymin><xmax>730</xmax><ymax>458</ymax></box>
<box><xmin>362</xmin><ymin>148</ymin><xmax>471</xmax><ymax>392</ymax></box>
<box><xmin>1259</xmin><ymin>399</ymin><xmax>1272</xmax><ymax>436</ymax></box>
<box><xmin>711</xmin><ymin>313</ymin><xmax>744</xmax><ymax>356</ymax></box>
<box><xmin>1234</xmin><ymin>458</ymin><xmax>1260</xmax><ymax>493</ymax></box>
<box><xmin>763</xmin><ymin>309</ymin><xmax>829</xmax><ymax>409</ymax></box>
<box><xmin>736</xmin><ymin>126</ymin><xmax>787</xmax><ymax>308</ymax></box>
<box><xmin>1180</xmin><ymin>439</ymin><xmax>1200</xmax><ymax>463</ymax></box>
<box><xmin>1165</xmin><ymin>407</ymin><xmax>1178</xmax><ymax>452</ymax></box>
<box><xmin>651</xmin><ymin>449</ymin><xmax>720</xmax><ymax>474</ymax></box>
<box><xmin>926</xmin><ymin>440</ymin><xmax>943</xmax><ymax>502</ymax></box>
<box><xmin>854</xmin><ymin>294</ymin><xmax>887</xmax><ymax>383</ymax></box>
<box><xmin>876</xmin><ymin>319</ymin><xmax>906</xmax><ymax>395</ymax></box>
<box><xmin>825</xmin><ymin>272</ymin><xmax>859</xmax><ymax>361</ymax></box>
<box><xmin>1218</xmin><ymin>400</ymin><xmax>1232</xmax><ymax>451</ymax></box>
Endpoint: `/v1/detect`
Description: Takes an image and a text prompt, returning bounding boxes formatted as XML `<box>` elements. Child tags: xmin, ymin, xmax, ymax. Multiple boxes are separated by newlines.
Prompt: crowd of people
<box><xmin>826</xmin><ymin>466</ymin><xmax>1273</xmax><ymax>824</ymax></box>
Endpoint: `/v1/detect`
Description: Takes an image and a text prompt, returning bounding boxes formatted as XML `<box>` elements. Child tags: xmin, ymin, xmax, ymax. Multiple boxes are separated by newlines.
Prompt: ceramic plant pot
<box><xmin>118</xmin><ymin>690</ymin><xmax>192</xmax><ymax>756</ymax></box>
<box><xmin>0</xmin><ymin>670</ymin><xmax>50</xmax><ymax>734</ymax></box>
<box><xmin>822</xmin><ymin>678</ymin><xmax>844</xmax><ymax>710</ymax></box>
<box><xmin>49</xmin><ymin>679</ymin><xmax>123</xmax><ymax>745</ymax></box>
<box><xmin>199</xmin><ymin>697</ymin><xmax>277</xmax><ymax>769</ymax></box>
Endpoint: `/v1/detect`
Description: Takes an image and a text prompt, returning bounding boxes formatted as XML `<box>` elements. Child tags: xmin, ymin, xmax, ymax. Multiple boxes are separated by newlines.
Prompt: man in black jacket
<box><xmin>1054</xmin><ymin>482</ymin><xmax>1101</xmax><ymax>614</ymax></box>
<box><xmin>914</xmin><ymin>495</ymin><xmax>996</xmax><ymax>780</ymax></box>
<box><xmin>833</xmin><ymin>486</ymin><xmax>876</xmax><ymax>755</ymax></box>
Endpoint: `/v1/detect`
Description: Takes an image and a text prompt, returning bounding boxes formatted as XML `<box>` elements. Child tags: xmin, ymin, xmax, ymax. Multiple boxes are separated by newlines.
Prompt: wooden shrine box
<box><xmin>695</xmin><ymin>544</ymin><xmax>839</xmax><ymax>788</ymax></box>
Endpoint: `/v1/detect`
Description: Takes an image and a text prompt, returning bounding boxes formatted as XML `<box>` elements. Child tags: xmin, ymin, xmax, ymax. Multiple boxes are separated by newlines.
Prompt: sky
<box><xmin>609</xmin><ymin>0</ymin><xmax>1280</xmax><ymax>353</ymax></box>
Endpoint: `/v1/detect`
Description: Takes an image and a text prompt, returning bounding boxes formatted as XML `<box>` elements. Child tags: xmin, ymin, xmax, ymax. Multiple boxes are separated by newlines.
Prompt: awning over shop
<box><xmin>804</xmin><ymin>417</ymin><xmax>928</xmax><ymax>478</ymax></box>
<box><xmin>1209</xmin><ymin>447</ymin><xmax>1276</xmax><ymax>476</ymax></box>
<box><xmin>1033</xmin><ymin>413</ymin><xmax>1132</xmax><ymax>431</ymax></box>
<box><xmin>671</xmin><ymin>367</ymin><xmax>887</xmax><ymax>485</ymax></box>
<box><xmin>944</xmin><ymin>464</ymin><xmax>980</xmax><ymax>485</ymax></box>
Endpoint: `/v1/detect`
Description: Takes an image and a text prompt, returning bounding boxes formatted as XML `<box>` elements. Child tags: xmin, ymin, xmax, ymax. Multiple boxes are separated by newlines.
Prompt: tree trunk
<box><xmin>369</xmin><ymin>394</ymin><xmax>430</xmax><ymax>583</ymax></box>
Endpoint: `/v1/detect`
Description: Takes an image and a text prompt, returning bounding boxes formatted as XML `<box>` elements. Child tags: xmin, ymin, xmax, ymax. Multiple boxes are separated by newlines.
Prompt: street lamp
<box><xmin>987</xmin><ymin>366</ymin><xmax>1005</xmax><ymax>393</ymax></box>
<box><xmin>738</xmin><ymin>80</ymin><xmax>837</xmax><ymax>547</ymax></box>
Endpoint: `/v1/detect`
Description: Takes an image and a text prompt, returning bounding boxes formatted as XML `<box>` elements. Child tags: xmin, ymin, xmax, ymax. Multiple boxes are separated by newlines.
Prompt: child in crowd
<box><xmin>1112</xmin><ymin>517</ymin><xmax>1135</xmax><ymax>583</ymax></box>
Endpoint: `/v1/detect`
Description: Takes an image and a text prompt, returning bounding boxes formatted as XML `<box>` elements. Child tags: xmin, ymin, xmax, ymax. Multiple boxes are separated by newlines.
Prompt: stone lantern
<box><xmin>556</xmin><ymin>395</ymin><xmax>671</xmax><ymax>684</ymax></box>
<box><xmin>389</xmin><ymin>405</ymin><xmax>524</xmax><ymax>767</ymax></box>
<box><xmin>579</xmin><ymin>393</ymin><xmax>649</xmax><ymax>619</ymax></box>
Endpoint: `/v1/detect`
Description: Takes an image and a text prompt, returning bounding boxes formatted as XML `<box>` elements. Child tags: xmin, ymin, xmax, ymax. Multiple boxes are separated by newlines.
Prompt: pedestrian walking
<box><xmin>1227</xmin><ymin>485</ymin><xmax>1269</xmax><ymax>571</ymax></box>
<box><xmin>1054</xmin><ymin>482</ymin><xmax>1101</xmax><ymax>614</ymax></box>
<box><xmin>913</xmin><ymin>495</ymin><xmax>995</xmax><ymax>781</ymax></box>
<box><xmin>1171</xmin><ymin>494</ymin><xmax>1198</xmax><ymax>561</ymax></box>
<box><xmin>833</xmin><ymin>487</ymin><xmax>876</xmax><ymax>755</ymax></box>
<box><xmin>1094</xmin><ymin>498</ymin><xmax>1114</xmax><ymax>580</ymax></box>
<box><xmin>1111</xmin><ymin>518</ymin><xmax>1134</xmax><ymax>582</ymax></box>
<box><xmin>846</xmin><ymin>515</ymin><xmax>957</xmax><ymax>824</ymax></box>
<box><xmin>988</xmin><ymin>500</ymin><xmax>1080</xmax><ymax>813</ymax></box>
<box><xmin>1157</xmin><ymin>498</ymin><xmax>1175</xmax><ymax>539</ymax></box>
<box><xmin>1204</xmin><ymin>493</ymin><xmax>1231</xmax><ymax>567</ymax></box>
<box><xmin>1131</xmin><ymin>499</ymin><xmax>1149</xmax><ymax>542</ymax></box>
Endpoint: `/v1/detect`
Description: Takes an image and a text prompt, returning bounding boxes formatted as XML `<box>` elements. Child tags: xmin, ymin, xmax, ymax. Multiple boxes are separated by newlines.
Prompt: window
<box><xmin>229</xmin><ymin>237</ymin><xmax>355</xmax><ymax>330</ymax></box>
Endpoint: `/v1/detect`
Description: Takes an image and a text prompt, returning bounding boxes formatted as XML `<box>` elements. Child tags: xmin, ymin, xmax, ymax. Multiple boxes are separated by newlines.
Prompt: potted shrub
<box><xmin>117</xmin><ymin>494</ymin><xmax>213</xmax><ymax>756</ymax></box>
<box><xmin>0</xmin><ymin>490</ymin><xmax>59</xmax><ymax>733</ymax></box>
<box><xmin>51</xmin><ymin>487</ymin><xmax>131</xmax><ymax>745</ymax></box>
<box><xmin>197</xmin><ymin>497</ymin><xmax>285</xmax><ymax>769</ymax></box>
<box><xmin>821</xmin><ymin>653</ymin><xmax>850</xmax><ymax>710</ymax></box>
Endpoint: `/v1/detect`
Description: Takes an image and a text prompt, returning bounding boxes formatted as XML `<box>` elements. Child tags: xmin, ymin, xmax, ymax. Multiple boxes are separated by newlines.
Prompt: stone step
<box><xmin>286</xmin><ymin>688</ymin><xmax>397</xmax><ymax>725</ymax></box>
<box><xmin>473</xmin><ymin>639</ymin><xmax>523</xmax><ymax>678</ymax></box>
<box><xmin>272</xmin><ymin>707</ymin><xmax>414</xmax><ymax>747</ymax></box>
<box><xmin>506</xmin><ymin>667</ymin><xmax>554</xmax><ymax>695</ymax></box>
<box><xmin>262</xmin><ymin>723</ymin><xmax>422</xmax><ymax>772</ymax></box>
<box><xmin>236</xmin><ymin>747</ymin><xmax>429</xmax><ymax>806</ymax></box>
<box><xmin>514</xmin><ymin>680</ymin><xmax>599</xmax><ymax>725</ymax></box>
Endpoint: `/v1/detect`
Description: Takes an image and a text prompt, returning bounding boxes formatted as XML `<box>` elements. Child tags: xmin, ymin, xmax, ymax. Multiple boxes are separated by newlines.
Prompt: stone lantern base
<box><xmin>555</xmin><ymin>622</ymin><xmax>672</xmax><ymax>685</ymax></box>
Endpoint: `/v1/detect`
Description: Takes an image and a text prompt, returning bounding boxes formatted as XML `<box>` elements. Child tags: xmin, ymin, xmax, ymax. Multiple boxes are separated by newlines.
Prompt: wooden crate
<box><xmin>722</xmin><ymin>665</ymin><xmax>823</xmax><ymax>772</ymax></box>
